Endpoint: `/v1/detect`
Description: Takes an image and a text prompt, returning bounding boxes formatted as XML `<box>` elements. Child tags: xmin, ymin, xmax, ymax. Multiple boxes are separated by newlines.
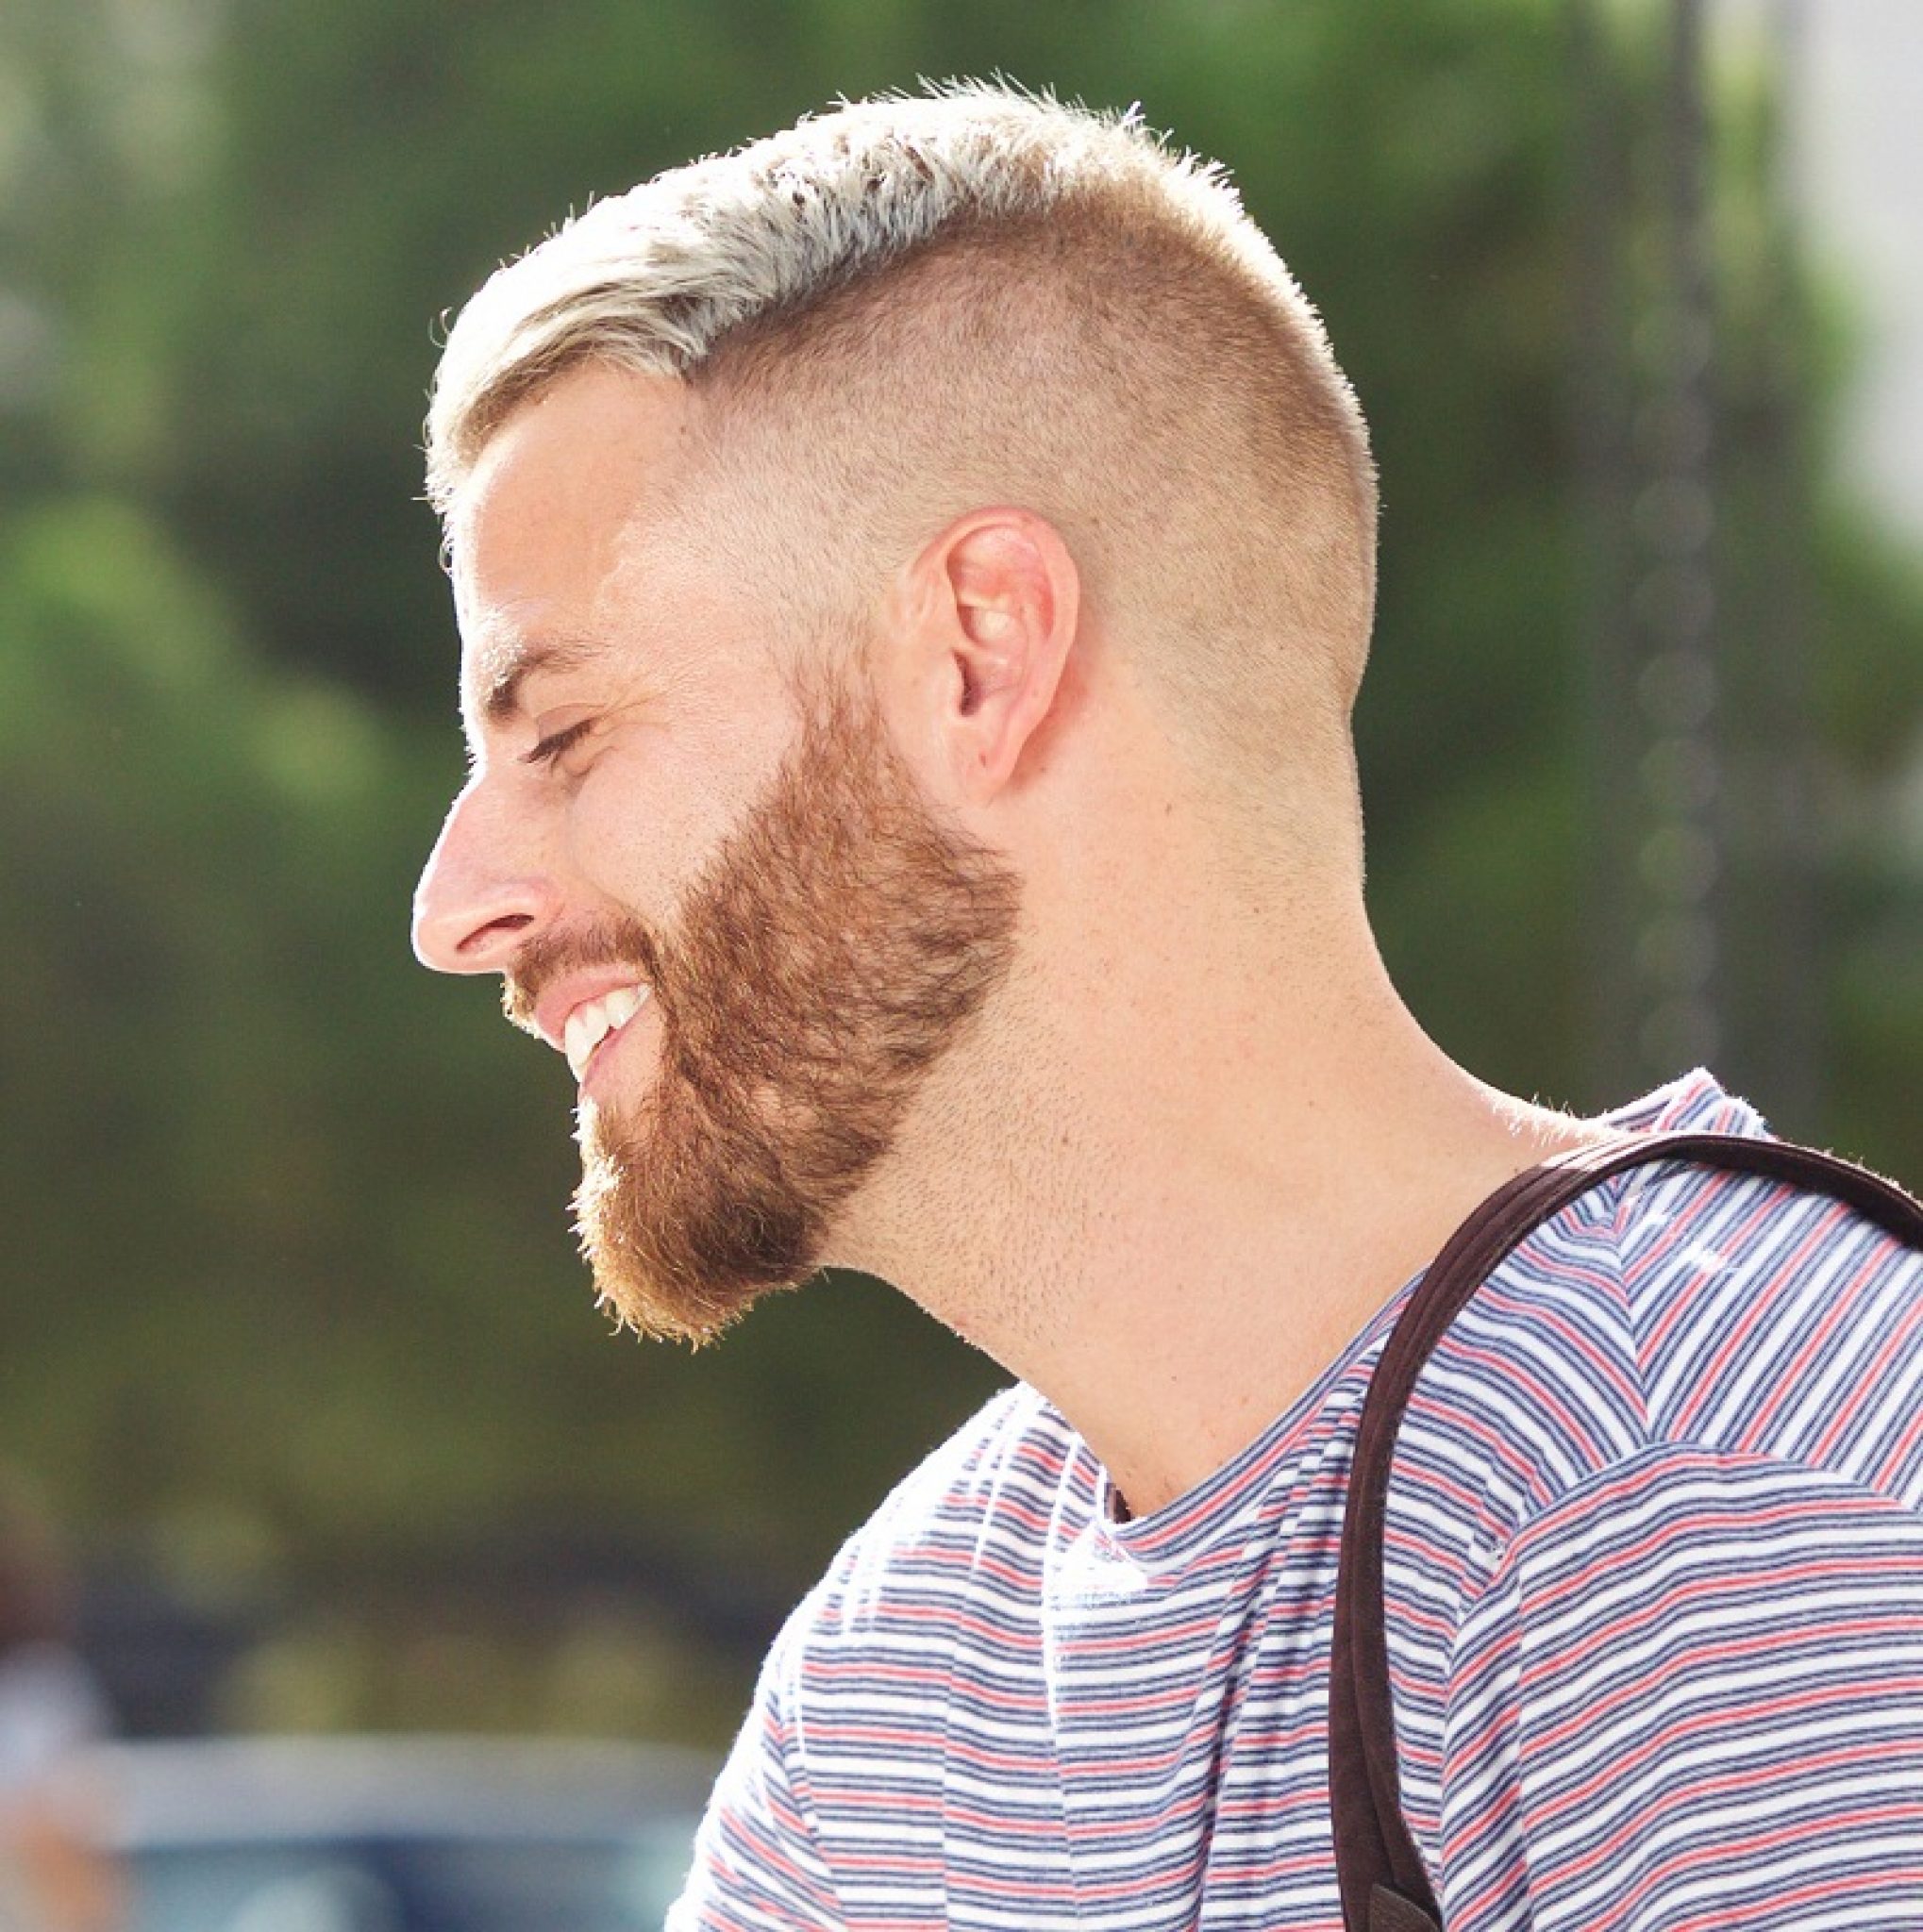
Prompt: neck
<box><xmin>833</xmin><ymin>841</ymin><xmax>1607</xmax><ymax>1518</ymax></box>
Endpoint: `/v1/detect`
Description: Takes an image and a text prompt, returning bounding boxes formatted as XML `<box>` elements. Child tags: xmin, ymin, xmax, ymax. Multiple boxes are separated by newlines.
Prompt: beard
<box><xmin>503</xmin><ymin>669</ymin><xmax>1021</xmax><ymax>1344</ymax></box>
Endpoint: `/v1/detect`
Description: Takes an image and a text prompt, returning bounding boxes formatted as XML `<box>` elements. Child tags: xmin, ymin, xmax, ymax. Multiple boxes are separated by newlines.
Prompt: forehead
<box><xmin>446</xmin><ymin>366</ymin><xmax>699</xmax><ymax>721</ymax></box>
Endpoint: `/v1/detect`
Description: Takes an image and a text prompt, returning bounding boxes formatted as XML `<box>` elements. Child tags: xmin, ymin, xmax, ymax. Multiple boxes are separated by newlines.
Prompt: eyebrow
<box><xmin>471</xmin><ymin>627</ymin><xmax>613</xmax><ymax>726</ymax></box>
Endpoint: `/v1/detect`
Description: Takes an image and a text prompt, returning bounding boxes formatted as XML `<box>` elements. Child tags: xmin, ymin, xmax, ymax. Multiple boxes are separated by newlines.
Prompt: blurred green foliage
<box><xmin>3</xmin><ymin>0</ymin><xmax>1919</xmax><ymax>1736</ymax></box>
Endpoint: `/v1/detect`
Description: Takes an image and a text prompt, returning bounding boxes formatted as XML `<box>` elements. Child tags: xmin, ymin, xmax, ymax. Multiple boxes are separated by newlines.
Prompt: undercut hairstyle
<box><xmin>428</xmin><ymin>82</ymin><xmax>1379</xmax><ymax>805</ymax></box>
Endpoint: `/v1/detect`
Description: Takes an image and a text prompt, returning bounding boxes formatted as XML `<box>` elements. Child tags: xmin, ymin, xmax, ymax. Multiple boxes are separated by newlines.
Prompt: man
<box><xmin>412</xmin><ymin>85</ymin><xmax>1923</xmax><ymax>1930</ymax></box>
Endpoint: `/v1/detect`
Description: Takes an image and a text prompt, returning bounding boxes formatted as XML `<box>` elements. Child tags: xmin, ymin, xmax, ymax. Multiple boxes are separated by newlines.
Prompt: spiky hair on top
<box><xmin>426</xmin><ymin>80</ymin><xmax>1360</xmax><ymax>512</ymax></box>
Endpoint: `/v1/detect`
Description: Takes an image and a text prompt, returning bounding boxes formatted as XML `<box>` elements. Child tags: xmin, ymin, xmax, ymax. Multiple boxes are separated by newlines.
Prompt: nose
<box><xmin>411</xmin><ymin>779</ymin><xmax>562</xmax><ymax>974</ymax></box>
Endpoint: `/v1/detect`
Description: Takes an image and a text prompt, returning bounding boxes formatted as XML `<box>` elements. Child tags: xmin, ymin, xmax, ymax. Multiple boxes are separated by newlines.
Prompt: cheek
<box><xmin>566</xmin><ymin>749</ymin><xmax>711</xmax><ymax>910</ymax></box>
<box><xmin>566</xmin><ymin>708</ymin><xmax>788</xmax><ymax>912</ymax></box>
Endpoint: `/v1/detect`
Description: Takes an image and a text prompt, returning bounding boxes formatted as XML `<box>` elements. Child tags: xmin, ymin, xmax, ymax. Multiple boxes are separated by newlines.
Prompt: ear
<box><xmin>895</xmin><ymin>508</ymin><xmax>1080</xmax><ymax>807</ymax></box>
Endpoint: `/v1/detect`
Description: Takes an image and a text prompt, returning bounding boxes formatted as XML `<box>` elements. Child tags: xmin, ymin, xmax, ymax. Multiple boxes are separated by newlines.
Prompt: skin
<box><xmin>414</xmin><ymin>360</ymin><xmax>1611</xmax><ymax>1518</ymax></box>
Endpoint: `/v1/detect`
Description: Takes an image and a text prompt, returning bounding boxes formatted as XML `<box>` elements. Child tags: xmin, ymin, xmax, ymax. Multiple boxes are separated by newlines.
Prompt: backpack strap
<box><xmin>1329</xmin><ymin>1128</ymin><xmax>1923</xmax><ymax>1932</ymax></box>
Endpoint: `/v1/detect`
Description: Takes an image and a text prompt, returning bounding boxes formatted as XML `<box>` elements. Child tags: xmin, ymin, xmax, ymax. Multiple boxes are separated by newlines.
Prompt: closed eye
<box><xmin>521</xmin><ymin>718</ymin><xmax>594</xmax><ymax>768</ymax></box>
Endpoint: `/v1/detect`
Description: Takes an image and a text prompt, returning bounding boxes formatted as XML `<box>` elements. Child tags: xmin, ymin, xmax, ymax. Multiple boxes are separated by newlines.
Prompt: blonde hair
<box><xmin>428</xmin><ymin>82</ymin><xmax>1378</xmax><ymax>790</ymax></box>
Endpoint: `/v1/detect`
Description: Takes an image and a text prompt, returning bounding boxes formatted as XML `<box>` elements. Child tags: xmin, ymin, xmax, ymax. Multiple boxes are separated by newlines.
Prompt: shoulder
<box><xmin>1383</xmin><ymin>1080</ymin><xmax>1923</xmax><ymax>1729</ymax></box>
<box><xmin>1393</xmin><ymin>1074</ymin><xmax>1761</xmax><ymax>1487</ymax></box>
<box><xmin>669</xmin><ymin>1385</ymin><xmax>1074</xmax><ymax>1929</ymax></box>
<box><xmin>1394</xmin><ymin>1075</ymin><xmax>1923</xmax><ymax>1568</ymax></box>
<box><xmin>1380</xmin><ymin>1081</ymin><xmax>1923</xmax><ymax>1903</ymax></box>
<box><xmin>1615</xmin><ymin>1151</ymin><xmax>1923</xmax><ymax>1496</ymax></box>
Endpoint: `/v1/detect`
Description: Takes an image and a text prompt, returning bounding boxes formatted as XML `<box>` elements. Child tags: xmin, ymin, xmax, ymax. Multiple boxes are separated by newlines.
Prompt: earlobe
<box><xmin>923</xmin><ymin>509</ymin><xmax>1079</xmax><ymax>805</ymax></box>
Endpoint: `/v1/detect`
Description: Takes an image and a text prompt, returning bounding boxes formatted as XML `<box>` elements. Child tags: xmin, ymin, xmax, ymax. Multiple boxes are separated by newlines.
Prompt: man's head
<box><xmin>412</xmin><ymin>83</ymin><xmax>1379</xmax><ymax>1340</ymax></box>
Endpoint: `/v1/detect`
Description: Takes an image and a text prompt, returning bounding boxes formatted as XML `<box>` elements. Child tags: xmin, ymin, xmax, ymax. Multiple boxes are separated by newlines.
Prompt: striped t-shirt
<box><xmin>670</xmin><ymin>1071</ymin><xmax>1923</xmax><ymax>1930</ymax></box>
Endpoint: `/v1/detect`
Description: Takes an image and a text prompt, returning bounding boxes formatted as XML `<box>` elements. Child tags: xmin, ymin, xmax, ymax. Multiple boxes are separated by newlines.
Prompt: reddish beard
<box><xmin>503</xmin><ymin>675</ymin><xmax>1020</xmax><ymax>1343</ymax></box>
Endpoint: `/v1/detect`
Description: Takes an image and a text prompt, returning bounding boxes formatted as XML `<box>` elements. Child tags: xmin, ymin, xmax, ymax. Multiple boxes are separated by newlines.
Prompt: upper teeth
<box><xmin>563</xmin><ymin>984</ymin><xmax>650</xmax><ymax>1081</ymax></box>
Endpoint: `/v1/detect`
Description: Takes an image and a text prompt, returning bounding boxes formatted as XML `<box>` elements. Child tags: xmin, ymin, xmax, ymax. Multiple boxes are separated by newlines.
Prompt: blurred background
<box><xmin>2</xmin><ymin>0</ymin><xmax>1919</xmax><ymax>1843</ymax></box>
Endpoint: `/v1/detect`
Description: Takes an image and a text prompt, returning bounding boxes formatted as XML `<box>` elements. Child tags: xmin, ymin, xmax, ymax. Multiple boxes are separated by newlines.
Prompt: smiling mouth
<box><xmin>563</xmin><ymin>984</ymin><xmax>651</xmax><ymax>1081</ymax></box>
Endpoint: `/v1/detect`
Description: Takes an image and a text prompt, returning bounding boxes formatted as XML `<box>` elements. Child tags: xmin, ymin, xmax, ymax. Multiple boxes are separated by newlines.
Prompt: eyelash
<box><xmin>521</xmin><ymin>720</ymin><xmax>594</xmax><ymax>769</ymax></box>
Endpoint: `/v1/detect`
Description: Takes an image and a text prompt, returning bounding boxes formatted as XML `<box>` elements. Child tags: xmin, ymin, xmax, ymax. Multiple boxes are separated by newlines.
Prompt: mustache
<box><xmin>501</xmin><ymin>915</ymin><xmax>666</xmax><ymax>1036</ymax></box>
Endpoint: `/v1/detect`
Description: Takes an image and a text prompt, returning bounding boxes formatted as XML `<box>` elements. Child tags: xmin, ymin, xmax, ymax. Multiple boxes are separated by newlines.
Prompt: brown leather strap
<box><xmin>1329</xmin><ymin>1129</ymin><xmax>1923</xmax><ymax>1932</ymax></box>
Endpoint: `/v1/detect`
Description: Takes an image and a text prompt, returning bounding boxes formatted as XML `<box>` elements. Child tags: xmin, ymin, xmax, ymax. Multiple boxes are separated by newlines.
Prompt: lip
<box><xmin>530</xmin><ymin>969</ymin><xmax>653</xmax><ymax>1058</ymax></box>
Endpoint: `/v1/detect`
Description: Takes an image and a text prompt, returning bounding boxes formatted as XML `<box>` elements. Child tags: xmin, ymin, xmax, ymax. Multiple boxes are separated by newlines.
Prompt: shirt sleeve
<box><xmin>667</xmin><ymin>1619</ymin><xmax>845</xmax><ymax>1932</ymax></box>
<box><xmin>1433</xmin><ymin>1445</ymin><xmax>1923</xmax><ymax>1930</ymax></box>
